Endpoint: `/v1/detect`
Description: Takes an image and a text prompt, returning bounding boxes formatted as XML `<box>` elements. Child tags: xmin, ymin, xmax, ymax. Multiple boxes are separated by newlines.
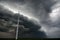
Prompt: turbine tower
<box><xmin>16</xmin><ymin>11</ymin><xmax>20</xmax><ymax>40</ymax></box>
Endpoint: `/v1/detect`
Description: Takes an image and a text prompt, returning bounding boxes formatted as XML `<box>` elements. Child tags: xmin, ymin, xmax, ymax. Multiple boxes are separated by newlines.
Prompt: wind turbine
<box><xmin>16</xmin><ymin>11</ymin><xmax>20</xmax><ymax>40</ymax></box>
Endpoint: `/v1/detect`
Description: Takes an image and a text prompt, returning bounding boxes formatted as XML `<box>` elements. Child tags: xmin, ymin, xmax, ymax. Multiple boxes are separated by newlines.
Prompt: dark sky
<box><xmin>0</xmin><ymin>0</ymin><xmax>60</xmax><ymax>38</ymax></box>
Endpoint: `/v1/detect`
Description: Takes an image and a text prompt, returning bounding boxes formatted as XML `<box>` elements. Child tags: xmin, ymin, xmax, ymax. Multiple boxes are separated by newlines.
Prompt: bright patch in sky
<box><xmin>49</xmin><ymin>7</ymin><xmax>60</xmax><ymax>22</ymax></box>
<box><xmin>50</xmin><ymin>8</ymin><xmax>60</xmax><ymax>18</ymax></box>
<box><xmin>4</xmin><ymin>5</ymin><xmax>18</xmax><ymax>13</ymax></box>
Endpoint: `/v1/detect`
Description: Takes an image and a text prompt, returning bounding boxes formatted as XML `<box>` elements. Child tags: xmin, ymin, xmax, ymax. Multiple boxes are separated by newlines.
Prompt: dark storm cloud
<box><xmin>0</xmin><ymin>5</ymin><xmax>47</xmax><ymax>38</ymax></box>
<box><xmin>16</xmin><ymin>14</ymin><xmax>47</xmax><ymax>38</ymax></box>
<box><xmin>0</xmin><ymin>0</ymin><xmax>60</xmax><ymax>38</ymax></box>
<box><xmin>13</xmin><ymin>12</ymin><xmax>47</xmax><ymax>38</ymax></box>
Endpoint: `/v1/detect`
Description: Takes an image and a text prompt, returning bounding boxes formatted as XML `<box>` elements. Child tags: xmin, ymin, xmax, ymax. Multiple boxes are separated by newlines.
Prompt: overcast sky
<box><xmin>0</xmin><ymin>0</ymin><xmax>60</xmax><ymax>38</ymax></box>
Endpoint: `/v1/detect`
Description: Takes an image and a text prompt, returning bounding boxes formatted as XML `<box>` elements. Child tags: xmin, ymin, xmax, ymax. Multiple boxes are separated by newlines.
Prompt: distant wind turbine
<box><xmin>16</xmin><ymin>11</ymin><xmax>20</xmax><ymax>40</ymax></box>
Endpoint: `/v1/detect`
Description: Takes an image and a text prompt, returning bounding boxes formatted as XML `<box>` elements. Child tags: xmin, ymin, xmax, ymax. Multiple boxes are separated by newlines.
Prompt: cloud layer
<box><xmin>0</xmin><ymin>4</ymin><xmax>47</xmax><ymax>38</ymax></box>
<box><xmin>0</xmin><ymin>0</ymin><xmax>60</xmax><ymax>38</ymax></box>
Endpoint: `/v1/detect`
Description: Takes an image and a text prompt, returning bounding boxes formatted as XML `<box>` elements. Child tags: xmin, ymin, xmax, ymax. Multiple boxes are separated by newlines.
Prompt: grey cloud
<box><xmin>0</xmin><ymin>5</ymin><xmax>47</xmax><ymax>38</ymax></box>
<box><xmin>0</xmin><ymin>0</ymin><xmax>60</xmax><ymax>38</ymax></box>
